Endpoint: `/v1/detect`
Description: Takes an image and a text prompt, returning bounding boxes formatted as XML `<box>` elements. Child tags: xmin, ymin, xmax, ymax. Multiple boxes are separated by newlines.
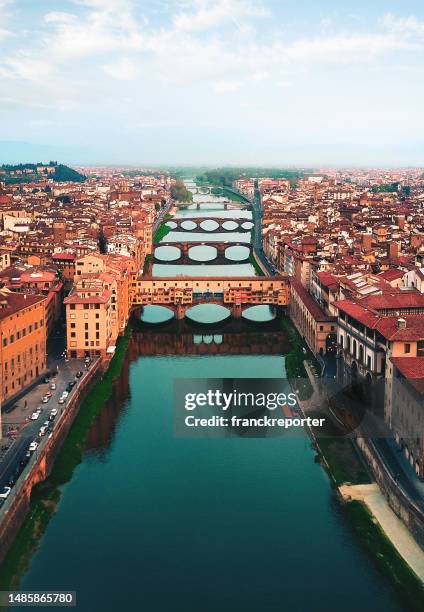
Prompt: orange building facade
<box><xmin>0</xmin><ymin>291</ymin><xmax>47</xmax><ymax>405</ymax></box>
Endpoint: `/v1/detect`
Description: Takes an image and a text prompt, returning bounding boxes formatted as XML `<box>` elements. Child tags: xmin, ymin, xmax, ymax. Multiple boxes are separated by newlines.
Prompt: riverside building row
<box><xmin>0</xmin><ymin>168</ymin><xmax>173</xmax><ymax>410</ymax></box>
<box><xmin>250</xmin><ymin>169</ymin><xmax>424</xmax><ymax>478</ymax></box>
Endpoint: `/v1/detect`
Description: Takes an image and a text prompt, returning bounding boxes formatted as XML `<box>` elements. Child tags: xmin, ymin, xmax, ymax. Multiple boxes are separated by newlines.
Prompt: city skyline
<box><xmin>1</xmin><ymin>0</ymin><xmax>424</xmax><ymax>165</ymax></box>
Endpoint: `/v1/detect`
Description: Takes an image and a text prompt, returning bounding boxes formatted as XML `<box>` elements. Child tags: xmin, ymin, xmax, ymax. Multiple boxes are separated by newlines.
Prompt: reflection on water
<box><xmin>199</xmin><ymin>219</ymin><xmax>219</xmax><ymax>231</ymax></box>
<box><xmin>140</xmin><ymin>305</ymin><xmax>174</xmax><ymax>324</ymax></box>
<box><xmin>154</xmin><ymin>245</ymin><xmax>181</xmax><ymax>261</ymax></box>
<box><xmin>175</xmin><ymin>208</ymin><xmax>251</xmax><ymax>219</ymax></box>
<box><xmin>164</xmin><ymin>231</ymin><xmax>250</xmax><ymax>243</ymax></box>
<box><xmin>185</xmin><ymin>304</ymin><xmax>230</xmax><ymax>324</ymax></box>
<box><xmin>139</xmin><ymin>304</ymin><xmax>276</xmax><ymax>325</ymax></box>
<box><xmin>225</xmin><ymin>245</ymin><xmax>250</xmax><ymax>261</ymax></box>
<box><xmin>16</xmin><ymin>330</ymin><xmax>405</xmax><ymax>612</ymax></box>
<box><xmin>152</xmin><ymin>262</ymin><xmax>256</xmax><ymax>277</ymax></box>
<box><xmin>188</xmin><ymin>245</ymin><xmax>218</xmax><ymax>261</ymax></box>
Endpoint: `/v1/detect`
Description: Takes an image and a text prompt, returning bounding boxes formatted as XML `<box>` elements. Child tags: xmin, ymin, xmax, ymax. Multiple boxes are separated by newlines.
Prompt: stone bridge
<box><xmin>153</xmin><ymin>241</ymin><xmax>252</xmax><ymax>264</ymax></box>
<box><xmin>166</xmin><ymin>217</ymin><xmax>253</xmax><ymax>233</ymax></box>
<box><xmin>189</xmin><ymin>185</ymin><xmax>224</xmax><ymax>195</ymax></box>
<box><xmin>131</xmin><ymin>275</ymin><xmax>289</xmax><ymax>319</ymax></box>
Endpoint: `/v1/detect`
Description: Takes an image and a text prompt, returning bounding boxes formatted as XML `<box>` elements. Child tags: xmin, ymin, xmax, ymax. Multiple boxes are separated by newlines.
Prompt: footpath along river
<box><xmin>6</xmin><ymin>189</ymin><xmax>409</xmax><ymax>611</ymax></box>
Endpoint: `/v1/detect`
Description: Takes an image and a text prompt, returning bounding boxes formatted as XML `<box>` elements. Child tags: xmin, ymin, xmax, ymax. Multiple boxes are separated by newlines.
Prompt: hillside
<box><xmin>0</xmin><ymin>162</ymin><xmax>86</xmax><ymax>184</ymax></box>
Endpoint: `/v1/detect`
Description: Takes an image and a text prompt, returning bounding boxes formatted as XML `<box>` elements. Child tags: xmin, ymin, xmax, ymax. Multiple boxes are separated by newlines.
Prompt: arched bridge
<box><xmin>189</xmin><ymin>185</ymin><xmax>224</xmax><ymax>195</ymax></box>
<box><xmin>131</xmin><ymin>275</ymin><xmax>289</xmax><ymax>319</ymax></box>
<box><xmin>166</xmin><ymin>217</ymin><xmax>253</xmax><ymax>233</ymax></box>
<box><xmin>153</xmin><ymin>241</ymin><xmax>252</xmax><ymax>264</ymax></box>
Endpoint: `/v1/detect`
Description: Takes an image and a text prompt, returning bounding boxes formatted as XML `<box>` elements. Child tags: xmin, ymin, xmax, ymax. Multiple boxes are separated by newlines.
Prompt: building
<box><xmin>64</xmin><ymin>253</ymin><xmax>132</xmax><ymax>359</ymax></box>
<box><xmin>289</xmin><ymin>278</ymin><xmax>337</xmax><ymax>355</ymax></box>
<box><xmin>0</xmin><ymin>289</ymin><xmax>47</xmax><ymax>408</ymax></box>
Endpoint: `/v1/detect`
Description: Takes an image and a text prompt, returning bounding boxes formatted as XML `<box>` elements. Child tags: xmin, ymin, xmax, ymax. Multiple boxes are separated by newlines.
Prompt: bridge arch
<box><xmin>185</xmin><ymin>304</ymin><xmax>231</xmax><ymax>324</ymax></box>
<box><xmin>242</xmin><ymin>305</ymin><xmax>277</xmax><ymax>322</ymax></box>
<box><xmin>138</xmin><ymin>305</ymin><xmax>175</xmax><ymax>324</ymax></box>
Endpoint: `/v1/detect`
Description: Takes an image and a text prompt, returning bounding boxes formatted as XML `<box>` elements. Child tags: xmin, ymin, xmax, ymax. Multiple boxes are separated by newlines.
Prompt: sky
<box><xmin>1</xmin><ymin>0</ymin><xmax>424</xmax><ymax>166</ymax></box>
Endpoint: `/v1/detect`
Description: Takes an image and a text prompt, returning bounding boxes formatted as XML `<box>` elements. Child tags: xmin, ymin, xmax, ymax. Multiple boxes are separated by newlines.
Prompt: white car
<box><xmin>29</xmin><ymin>441</ymin><xmax>38</xmax><ymax>452</ymax></box>
<box><xmin>30</xmin><ymin>410</ymin><xmax>41</xmax><ymax>420</ymax></box>
<box><xmin>50</xmin><ymin>383</ymin><xmax>57</xmax><ymax>390</ymax></box>
<box><xmin>61</xmin><ymin>391</ymin><xmax>69</xmax><ymax>398</ymax></box>
<box><xmin>39</xmin><ymin>425</ymin><xmax>48</xmax><ymax>437</ymax></box>
<box><xmin>58</xmin><ymin>397</ymin><xmax>66</xmax><ymax>404</ymax></box>
<box><xmin>42</xmin><ymin>395</ymin><xmax>51</xmax><ymax>403</ymax></box>
<box><xmin>50</xmin><ymin>408</ymin><xmax>58</xmax><ymax>417</ymax></box>
<box><xmin>0</xmin><ymin>486</ymin><xmax>11</xmax><ymax>499</ymax></box>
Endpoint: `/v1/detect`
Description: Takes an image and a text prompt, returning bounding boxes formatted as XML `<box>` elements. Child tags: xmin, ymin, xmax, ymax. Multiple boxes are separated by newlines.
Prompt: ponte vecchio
<box><xmin>130</xmin><ymin>275</ymin><xmax>290</xmax><ymax>319</ymax></box>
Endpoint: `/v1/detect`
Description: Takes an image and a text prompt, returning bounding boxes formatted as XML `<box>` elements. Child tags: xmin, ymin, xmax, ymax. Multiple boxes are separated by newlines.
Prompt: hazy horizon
<box><xmin>1</xmin><ymin>1</ymin><xmax>424</xmax><ymax>166</ymax></box>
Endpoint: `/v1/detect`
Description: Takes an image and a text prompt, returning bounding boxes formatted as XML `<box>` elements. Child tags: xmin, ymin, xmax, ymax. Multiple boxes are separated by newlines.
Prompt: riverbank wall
<box><xmin>354</xmin><ymin>433</ymin><xmax>424</xmax><ymax>549</ymax></box>
<box><xmin>0</xmin><ymin>360</ymin><xmax>102</xmax><ymax>566</ymax></box>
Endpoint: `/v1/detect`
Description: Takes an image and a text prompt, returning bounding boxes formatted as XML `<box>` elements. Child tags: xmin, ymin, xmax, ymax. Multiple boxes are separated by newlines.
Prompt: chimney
<box><xmin>397</xmin><ymin>318</ymin><xmax>406</xmax><ymax>329</ymax></box>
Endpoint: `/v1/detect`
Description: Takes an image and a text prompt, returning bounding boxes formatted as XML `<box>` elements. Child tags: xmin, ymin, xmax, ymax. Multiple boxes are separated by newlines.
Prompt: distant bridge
<box><xmin>189</xmin><ymin>185</ymin><xmax>224</xmax><ymax>195</ymax></box>
<box><xmin>166</xmin><ymin>217</ymin><xmax>253</xmax><ymax>233</ymax></box>
<box><xmin>131</xmin><ymin>275</ymin><xmax>289</xmax><ymax>319</ymax></box>
<box><xmin>154</xmin><ymin>241</ymin><xmax>252</xmax><ymax>264</ymax></box>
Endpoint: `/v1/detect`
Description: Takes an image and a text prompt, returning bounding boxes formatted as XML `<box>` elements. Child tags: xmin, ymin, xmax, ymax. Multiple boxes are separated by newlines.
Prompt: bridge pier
<box><xmin>175</xmin><ymin>304</ymin><xmax>187</xmax><ymax>320</ymax></box>
<box><xmin>231</xmin><ymin>303</ymin><xmax>243</xmax><ymax>319</ymax></box>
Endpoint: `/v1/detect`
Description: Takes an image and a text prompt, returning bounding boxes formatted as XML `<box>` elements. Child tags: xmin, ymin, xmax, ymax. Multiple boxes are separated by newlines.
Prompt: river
<box><xmin>12</xmin><ymin>188</ymin><xmax>408</xmax><ymax>611</ymax></box>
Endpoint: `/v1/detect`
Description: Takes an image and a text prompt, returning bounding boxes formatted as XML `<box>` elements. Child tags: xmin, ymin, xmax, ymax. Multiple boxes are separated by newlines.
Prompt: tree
<box><xmin>171</xmin><ymin>180</ymin><xmax>193</xmax><ymax>203</ymax></box>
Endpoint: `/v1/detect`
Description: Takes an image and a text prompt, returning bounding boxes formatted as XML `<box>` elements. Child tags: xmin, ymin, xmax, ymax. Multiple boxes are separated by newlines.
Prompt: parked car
<box><xmin>76</xmin><ymin>370</ymin><xmax>83</xmax><ymax>378</ymax></box>
<box><xmin>29</xmin><ymin>441</ymin><xmax>38</xmax><ymax>453</ymax></box>
<box><xmin>42</xmin><ymin>395</ymin><xmax>51</xmax><ymax>403</ymax></box>
<box><xmin>20</xmin><ymin>455</ymin><xmax>29</xmax><ymax>468</ymax></box>
<box><xmin>39</xmin><ymin>425</ymin><xmax>48</xmax><ymax>437</ymax></box>
<box><xmin>84</xmin><ymin>356</ymin><xmax>91</xmax><ymax>364</ymax></box>
<box><xmin>30</xmin><ymin>410</ymin><xmax>41</xmax><ymax>420</ymax></box>
<box><xmin>61</xmin><ymin>391</ymin><xmax>69</xmax><ymax>398</ymax></box>
<box><xmin>0</xmin><ymin>486</ymin><xmax>11</xmax><ymax>499</ymax></box>
<box><xmin>50</xmin><ymin>408</ymin><xmax>58</xmax><ymax>418</ymax></box>
<box><xmin>50</xmin><ymin>383</ymin><xmax>57</xmax><ymax>390</ymax></box>
<box><xmin>66</xmin><ymin>381</ymin><xmax>76</xmax><ymax>392</ymax></box>
<box><xmin>58</xmin><ymin>396</ymin><xmax>66</xmax><ymax>404</ymax></box>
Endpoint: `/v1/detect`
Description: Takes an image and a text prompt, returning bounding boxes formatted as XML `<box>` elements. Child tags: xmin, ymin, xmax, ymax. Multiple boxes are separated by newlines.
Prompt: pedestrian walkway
<box><xmin>340</xmin><ymin>483</ymin><xmax>424</xmax><ymax>582</ymax></box>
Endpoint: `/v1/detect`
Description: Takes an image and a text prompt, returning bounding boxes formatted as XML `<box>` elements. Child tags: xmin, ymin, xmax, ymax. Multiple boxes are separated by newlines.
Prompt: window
<box><xmin>405</xmin><ymin>343</ymin><xmax>411</xmax><ymax>354</ymax></box>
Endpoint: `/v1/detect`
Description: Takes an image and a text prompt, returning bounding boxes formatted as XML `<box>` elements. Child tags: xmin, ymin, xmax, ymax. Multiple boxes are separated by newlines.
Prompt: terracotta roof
<box><xmin>0</xmin><ymin>292</ymin><xmax>46</xmax><ymax>321</ymax></box>
<box><xmin>362</xmin><ymin>292</ymin><xmax>424</xmax><ymax>311</ymax></box>
<box><xmin>377</xmin><ymin>269</ymin><xmax>405</xmax><ymax>282</ymax></box>
<box><xmin>334</xmin><ymin>300</ymin><xmax>380</xmax><ymax>327</ymax></box>
<box><xmin>52</xmin><ymin>252</ymin><xmax>76</xmax><ymax>261</ymax></box>
<box><xmin>290</xmin><ymin>278</ymin><xmax>336</xmax><ymax>322</ymax></box>
<box><xmin>316</xmin><ymin>271</ymin><xmax>339</xmax><ymax>291</ymax></box>
<box><xmin>375</xmin><ymin>316</ymin><xmax>424</xmax><ymax>341</ymax></box>
<box><xmin>390</xmin><ymin>357</ymin><xmax>424</xmax><ymax>394</ymax></box>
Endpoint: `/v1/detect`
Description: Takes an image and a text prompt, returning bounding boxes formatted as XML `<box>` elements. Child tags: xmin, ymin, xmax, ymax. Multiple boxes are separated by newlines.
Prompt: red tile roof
<box><xmin>390</xmin><ymin>357</ymin><xmax>424</xmax><ymax>394</ymax></box>
<box><xmin>377</xmin><ymin>269</ymin><xmax>405</xmax><ymax>282</ymax></box>
<box><xmin>290</xmin><ymin>278</ymin><xmax>336</xmax><ymax>322</ymax></box>
<box><xmin>362</xmin><ymin>292</ymin><xmax>424</xmax><ymax>311</ymax></box>
<box><xmin>0</xmin><ymin>292</ymin><xmax>46</xmax><ymax>321</ymax></box>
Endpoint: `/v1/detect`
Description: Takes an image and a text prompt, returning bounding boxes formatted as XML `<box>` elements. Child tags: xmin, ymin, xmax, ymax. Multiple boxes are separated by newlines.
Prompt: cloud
<box><xmin>44</xmin><ymin>12</ymin><xmax>78</xmax><ymax>24</ymax></box>
<box><xmin>382</xmin><ymin>13</ymin><xmax>424</xmax><ymax>37</ymax></box>
<box><xmin>102</xmin><ymin>57</ymin><xmax>139</xmax><ymax>80</ymax></box>
<box><xmin>173</xmin><ymin>0</ymin><xmax>269</xmax><ymax>32</ymax></box>
<box><xmin>213</xmin><ymin>80</ymin><xmax>242</xmax><ymax>92</ymax></box>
